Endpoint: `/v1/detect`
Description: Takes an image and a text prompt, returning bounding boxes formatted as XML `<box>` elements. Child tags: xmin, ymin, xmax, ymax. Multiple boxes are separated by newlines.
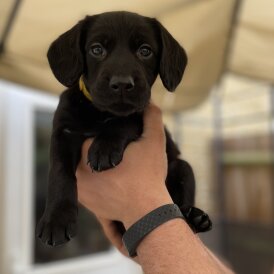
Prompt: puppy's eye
<box><xmin>137</xmin><ymin>44</ymin><xmax>152</xmax><ymax>58</ymax></box>
<box><xmin>89</xmin><ymin>43</ymin><xmax>106</xmax><ymax>58</ymax></box>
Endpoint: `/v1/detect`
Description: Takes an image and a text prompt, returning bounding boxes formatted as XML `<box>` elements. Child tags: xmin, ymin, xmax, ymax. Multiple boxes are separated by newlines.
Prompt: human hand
<box><xmin>76</xmin><ymin>103</ymin><xmax>172</xmax><ymax>228</ymax></box>
<box><xmin>96</xmin><ymin>216</ymin><xmax>141</xmax><ymax>263</ymax></box>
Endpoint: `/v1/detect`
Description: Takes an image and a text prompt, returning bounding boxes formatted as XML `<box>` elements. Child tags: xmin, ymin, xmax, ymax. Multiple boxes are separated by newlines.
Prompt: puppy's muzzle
<box><xmin>109</xmin><ymin>75</ymin><xmax>135</xmax><ymax>93</ymax></box>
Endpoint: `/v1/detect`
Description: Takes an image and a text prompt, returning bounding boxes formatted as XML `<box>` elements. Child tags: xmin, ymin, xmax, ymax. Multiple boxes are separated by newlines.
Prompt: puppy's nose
<box><xmin>109</xmin><ymin>76</ymin><xmax>135</xmax><ymax>92</ymax></box>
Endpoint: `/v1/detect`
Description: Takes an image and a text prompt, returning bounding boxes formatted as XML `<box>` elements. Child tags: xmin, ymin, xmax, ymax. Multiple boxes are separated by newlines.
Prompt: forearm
<box><xmin>136</xmin><ymin>219</ymin><xmax>222</xmax><ymax>274</ymax></box>
<box><xmin>123</xmin><ymin>193</ymin><xmax>232</xmax><ymax>274</ymax></box>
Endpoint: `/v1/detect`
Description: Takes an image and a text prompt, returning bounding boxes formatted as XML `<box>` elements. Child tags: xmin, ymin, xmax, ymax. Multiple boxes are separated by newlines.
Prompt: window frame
<box><xmin>0</xmin><ymin>80</ymin><xmax>140</xmax><ymax>274</ymax></box>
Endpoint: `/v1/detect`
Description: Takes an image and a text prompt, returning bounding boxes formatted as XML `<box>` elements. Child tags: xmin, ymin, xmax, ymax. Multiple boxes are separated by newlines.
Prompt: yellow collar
<box><xmin>79</xmin><ymin>76</ymin><xmax>92</xmax><ymax>102</ymax></box>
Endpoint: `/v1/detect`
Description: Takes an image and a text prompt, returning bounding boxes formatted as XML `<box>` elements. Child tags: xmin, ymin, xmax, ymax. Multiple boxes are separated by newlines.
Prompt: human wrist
<box><xmin>122</xmin><ymin>204</ymin><xmax>184</xmax><ymax>257</ymax></box>
<box><xmin>123</xmin><ymin>187</ymin><xmax>173</xmax><ymax>229</ymax></box>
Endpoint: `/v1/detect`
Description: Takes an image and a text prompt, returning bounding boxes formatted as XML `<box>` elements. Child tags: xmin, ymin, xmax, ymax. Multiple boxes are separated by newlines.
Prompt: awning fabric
<box><xmin>0</xmin><ymin>0</ymin><xmax>273</xmax><ymax>111</ymax></box>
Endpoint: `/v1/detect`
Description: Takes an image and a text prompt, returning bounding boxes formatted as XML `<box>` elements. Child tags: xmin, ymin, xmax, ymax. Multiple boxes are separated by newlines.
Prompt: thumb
<box><xmin>142</xmin><ymin>102</ymin><xmax>165</xmax><ymax>139</ymax></box>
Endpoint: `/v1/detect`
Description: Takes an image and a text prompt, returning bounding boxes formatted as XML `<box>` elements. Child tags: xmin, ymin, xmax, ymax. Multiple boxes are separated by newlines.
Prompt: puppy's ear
<box><xmin>47</xmin><ymin>18</ymin><xmax>87</xmax><ymax>87</ymax></box>
<box><xmin>154</xmin><ymin>20</ymin><xmax>188</xmax><ymax>92</ymax></box>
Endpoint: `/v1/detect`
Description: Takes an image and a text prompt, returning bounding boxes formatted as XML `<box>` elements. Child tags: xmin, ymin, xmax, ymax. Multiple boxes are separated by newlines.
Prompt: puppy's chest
<box><xmin>62</xmin><ymin>99</ymin><xmax>121</xmax><ymax>136</ymax></box>
<box><xmin>67</xmin><ymin>105</ymin><xmax>110</xmax><ymax>133</ymax></box>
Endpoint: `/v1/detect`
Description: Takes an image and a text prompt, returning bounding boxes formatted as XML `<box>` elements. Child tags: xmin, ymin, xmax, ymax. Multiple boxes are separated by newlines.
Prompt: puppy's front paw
<box><xmin>36</xmin><ymin>208</ymin><xmax>77</xmax><ymax>246</ymax></box>
<box><xmin>88</xmin><ymin>139</ymin><xmax>124</xmax><ymax>171</ymax></box>
<box><xmin>180</xmin><ymin>205</ymin><xmax>212</xmax><ymax>233</ymax></box>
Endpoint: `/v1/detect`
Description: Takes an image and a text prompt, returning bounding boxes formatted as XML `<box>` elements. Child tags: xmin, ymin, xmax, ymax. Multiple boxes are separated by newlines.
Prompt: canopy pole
<box><xmin>218</xmin><ymin>0</ymin><xmax>243</xmax><ymax>80</ymax></box>
<box><xmin>0</xmin><ymin>0</ymin><xmax>22</xmax><ymax>55</ymax></box>
<box><xmin>270</xmin><ymin>86</ymin><xmax>274</xmax><ymax>225</ymax></box>
<box><xmin>212</xmin><ymin>86</ymin><xmax>229</xmax><ymax>256</ymax></box>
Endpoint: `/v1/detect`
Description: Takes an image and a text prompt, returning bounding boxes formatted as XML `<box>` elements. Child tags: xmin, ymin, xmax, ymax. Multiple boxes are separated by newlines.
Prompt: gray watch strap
<box><xmin>122</xmin><ymin>204</ymin><xmax>184</xmax><ymax>257</ymax></box>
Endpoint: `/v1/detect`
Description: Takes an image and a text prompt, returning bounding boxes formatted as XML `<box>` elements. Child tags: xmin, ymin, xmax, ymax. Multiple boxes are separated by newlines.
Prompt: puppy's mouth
<box><xmin>111</xmin><ymin>102</ymin><xmax>146</xmax><ymax>116</ymax></box>
<box><xmin>94</xmin><ymin>101</ymin><xmax>146</xmax><ymax>116</ymax></box>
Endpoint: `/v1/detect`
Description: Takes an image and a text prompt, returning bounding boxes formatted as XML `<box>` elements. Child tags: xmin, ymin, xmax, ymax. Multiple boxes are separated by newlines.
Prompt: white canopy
<box><xmin>0</xmin><ymin>0</ymin><xmax>273</xmax><ymax>111</ymax></box>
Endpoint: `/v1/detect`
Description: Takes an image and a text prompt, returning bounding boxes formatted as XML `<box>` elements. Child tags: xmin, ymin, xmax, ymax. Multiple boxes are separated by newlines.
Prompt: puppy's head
<box><xmin>48</xmin><ymin>11</ymin><xmax>187</xmax><ymax>116</ymax></box>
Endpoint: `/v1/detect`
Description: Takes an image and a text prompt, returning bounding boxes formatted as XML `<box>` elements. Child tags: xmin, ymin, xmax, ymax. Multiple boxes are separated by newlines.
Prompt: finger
<box><xmin>97</xmin><ymin>217</ymin><xmax>128</xmax><ymax>256</ymax></box>
<box><xmin>142</xmin><ymin>102</ymin><xmax>165</xmax><ymax>139</ymax></box>
<box><xmin>82</xmin><ymin>138</ymin><xmax>93</xmax><ymax>163</ymax></box>
<box><xmin>97</xmin><ymin>217</ymin><xmax>140</xmax><ymax>264</ymax></box>
<box><xmin>76</xmin><ymin>138</ymin><xmax>93</xmax><ymax>172</ymax></box>
<box><xmin>76</xmin><ymin>139</ymin><xmax>93</xmax><ymax>192</ymax></box>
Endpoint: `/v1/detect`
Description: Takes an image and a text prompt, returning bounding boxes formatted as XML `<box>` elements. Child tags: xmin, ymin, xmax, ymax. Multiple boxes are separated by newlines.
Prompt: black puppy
<box><xmin>37</xmin><ymin>11</ymin><xmax>211</xmax><ymax>246</ymax></box>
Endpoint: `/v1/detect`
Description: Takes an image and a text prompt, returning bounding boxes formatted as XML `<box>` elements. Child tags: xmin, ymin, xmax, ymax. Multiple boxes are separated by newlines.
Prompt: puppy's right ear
<box><xmin>153</xmin><ymin>19</ymin><xmax>188</xmax><ymax>92</ymax></box>
<box><xmin>47</xmin><ymin>18</ymin><xmax>87</xmax><ymax>87</ymax></box>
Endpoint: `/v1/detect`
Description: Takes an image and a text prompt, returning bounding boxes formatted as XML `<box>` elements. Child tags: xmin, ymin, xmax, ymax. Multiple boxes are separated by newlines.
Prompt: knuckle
<box><xmin>154</xmin><ymin>131</ymin><xmax>165</xmax><ymax>143</ymax></box>
<box><xmin>151</xmin><ymin>105</ymin><xmax>162</xmax><ymax>116</ymax></box>
<box><xmin>83</xmin><ymin>138</ymin><xmax>93</xmax><ymax>150</ymax></box>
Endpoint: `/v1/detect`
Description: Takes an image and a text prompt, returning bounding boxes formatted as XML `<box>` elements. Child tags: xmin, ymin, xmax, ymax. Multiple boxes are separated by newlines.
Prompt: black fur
<box><xmin>37</xmin><ymin>11</ymin><xmax>211</xmax><ymax>246</ymax></box>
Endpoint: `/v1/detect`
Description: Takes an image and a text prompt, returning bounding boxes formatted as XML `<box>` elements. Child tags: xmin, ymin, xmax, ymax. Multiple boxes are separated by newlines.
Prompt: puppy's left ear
<box><xmin>47</xmin><ymin>16</ymin><xmax>92</xmax><ymax>87</ymax></box>
<box><xmin>154</xmin><ymin>20</ymin><xmax>188</xmax><ymax>92</ymax></box>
